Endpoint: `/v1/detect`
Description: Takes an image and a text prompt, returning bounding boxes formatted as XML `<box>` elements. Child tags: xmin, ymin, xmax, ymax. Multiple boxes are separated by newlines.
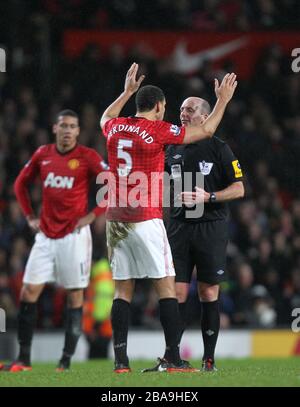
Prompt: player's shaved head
<box><xmin>181</xmin><ymin>97</ymin><xmax>211</xmax><ymax>115</ymax></box>
<box><xmin>180</xmin><ymin>97</ymin><xmax>212</xmax><ymax>127</ymax></box>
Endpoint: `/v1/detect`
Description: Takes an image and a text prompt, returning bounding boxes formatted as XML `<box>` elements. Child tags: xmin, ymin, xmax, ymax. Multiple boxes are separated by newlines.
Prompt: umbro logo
<box><xmin>172</xmin><ymin>154</ymin><xmax>182</xmax><ymax>159</ymax></box>
<box><xmin>217</xmin><ymin>270</ymin><xmax>225</xmax><ymax>275</ymax></box>
<box><xmin>206</xmin><ymin>330</ymin><xmax>215</xmax><ymax>336</ymax></box>
<box><xmin>42</xmin><ymin>160</ymin><xmax>51</xmax><ymax>166</ymax></box>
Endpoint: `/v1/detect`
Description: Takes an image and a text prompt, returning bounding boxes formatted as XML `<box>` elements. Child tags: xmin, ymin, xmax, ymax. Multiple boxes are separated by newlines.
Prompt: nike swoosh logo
<box><xmin>172</xmin><ymin>37</ymin><xmax>249</xmax><ymax>74</ymax></box>
<box><xmin>42</xmin><ymin>160</ymin><xmax>51</xmax><ymax>166</ymax></box>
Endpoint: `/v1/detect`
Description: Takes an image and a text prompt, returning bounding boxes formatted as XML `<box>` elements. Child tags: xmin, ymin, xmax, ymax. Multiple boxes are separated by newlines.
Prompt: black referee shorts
<box><xmin>167</xmin><ymin>218</ymin><xmax>228</xmax><ymax>285</ymax></box>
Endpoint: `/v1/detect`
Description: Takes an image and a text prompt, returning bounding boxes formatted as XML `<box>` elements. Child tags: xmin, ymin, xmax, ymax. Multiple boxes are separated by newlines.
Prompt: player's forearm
<box><xmin>92</xmin><ymin>205</ymin><xmax>106</xmax><ymax>217</ymax></box>
<box><xmin>202</xmin><ymin>98</ymin><xmax>228</xmax><ymax>136</ymax></box>
<box><xmin>213</xmin><ymin>182</ymin><xmax>244</xmax><ymax>202</ymax></box>
<box><xmin>14</xmin><ymin>178</ymin><xmax>34</xmax><ymax>217</ymax></box>
<box><xmin>100</xmin><ymin>90</ymin><xmax>134</xmax><ymax>129</ymax></box>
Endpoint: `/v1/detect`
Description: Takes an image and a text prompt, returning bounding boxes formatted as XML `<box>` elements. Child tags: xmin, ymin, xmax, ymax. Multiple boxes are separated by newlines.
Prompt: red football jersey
<box><xmin>14</xmin><ymin>144</ymin><xmax>107</xmax><ymax>238</ymax></box>
<box><xmin>103</xmin><ymin>117</ymin><xmax>185</xmax><ymax>222</ymax></box>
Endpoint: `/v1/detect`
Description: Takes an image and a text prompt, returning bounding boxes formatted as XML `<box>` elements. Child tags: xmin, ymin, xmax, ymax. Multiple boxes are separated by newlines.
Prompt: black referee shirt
<box><xmin>165</xmin><ymin>136</ymin><xmax>243</xmax><ymax>223</ymax></box>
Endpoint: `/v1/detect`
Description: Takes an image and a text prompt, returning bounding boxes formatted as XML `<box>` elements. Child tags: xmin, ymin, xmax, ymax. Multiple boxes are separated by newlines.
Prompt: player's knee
<box><xmin>67</xmin><ymin>289</ymin><xmax>83</xmax><ymax>308</ymax></box>
<box><xmin>175</xmin><ymin>283</ymin><xmax>189</xmax><ymax>302</ymax></box>
<box><xmin>156</xmin><ymin>281</ymin><xmax>176</xmax><ymax>299</ymax></box>
<box><xmin>114</xmin><ymin>287</ymin><xmax>133</xmax><ymax>303</ymax></box>
<box><xmin>176</xmin><ymin>289</ymin><xmax>188</xmax><ymax>303</ymax></box>
<box><xmin>198</xmin><ymin>285</ymin><xmax>219</xmax><ymax>302</ymax></box>
<box><xmin>114</xmin><ymin>281</ymin><xmax>135</xmax><ymax>302</ymax></box>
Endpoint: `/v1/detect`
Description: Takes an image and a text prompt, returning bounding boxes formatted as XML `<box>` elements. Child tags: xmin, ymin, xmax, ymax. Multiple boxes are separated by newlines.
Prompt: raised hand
<box><xmin>124</xmin><ymin>63</ymin><xmax>145</xmax><ymax>94</ymax></box>
<box><xmin>214</xmin><ymin>73</ymin><xmax>237</xmax><ymax>103</ymax></box>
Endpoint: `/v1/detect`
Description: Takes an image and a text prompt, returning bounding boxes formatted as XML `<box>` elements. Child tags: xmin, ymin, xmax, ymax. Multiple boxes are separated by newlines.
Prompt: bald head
<box><xmin>180</xmin><ymin>97</ymin><xmax>211</xmax><ymax>127</ymax></box>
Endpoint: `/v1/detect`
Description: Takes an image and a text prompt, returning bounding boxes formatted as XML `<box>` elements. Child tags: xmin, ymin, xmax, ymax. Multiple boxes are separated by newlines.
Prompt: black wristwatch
<box><xmin>209</xmin><ymin>192</ymin><xmax>216</xmax><ymax>203</ymax></box>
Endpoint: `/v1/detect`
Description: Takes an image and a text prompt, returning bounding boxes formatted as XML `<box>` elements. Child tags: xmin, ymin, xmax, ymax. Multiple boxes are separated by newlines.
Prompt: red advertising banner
<box><xmin>63</xmin><ymin>31</ymin><xmax>300</xmax><ymax>79</ymax></box>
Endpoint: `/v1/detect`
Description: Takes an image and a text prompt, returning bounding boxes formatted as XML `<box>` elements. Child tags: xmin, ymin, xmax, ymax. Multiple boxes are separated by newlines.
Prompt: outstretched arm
<box><xmin>183</xmin><ymin>73</ymin><xmax>237</xmax><ymax>144</ymax></box>
<box><xmin>100</xmin><ymin>63</ymin><xmax>145</xmax><ymax>130</ymax></box>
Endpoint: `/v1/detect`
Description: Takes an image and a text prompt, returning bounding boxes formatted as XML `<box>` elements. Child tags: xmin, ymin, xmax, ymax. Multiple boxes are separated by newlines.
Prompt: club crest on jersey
<box><xmin>68</xmin><ymin>159</ymin><xmax>80</xmax><ymax>170</ymax></box>
<box><xmin>44</xmin><ymin>172</ymin><xmax>75</xmax><ymax>189</ymax></box>
<box><xmin>199</xmin><ymin>161</ymin><xmax>213</xmax><ymax>175</ymax></box>
<box><xmin>170</xmin><ymin>124</ymin><xmax>181</xmax><ymax>136</ymax></box>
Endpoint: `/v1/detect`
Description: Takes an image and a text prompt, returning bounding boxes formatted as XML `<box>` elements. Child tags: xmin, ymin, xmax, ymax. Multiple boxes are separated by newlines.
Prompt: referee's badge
<box><xmin>199</xmin><ymin>161</ymin><xmax>213</xmax><ymax>175</ymax></box>
<box><xmin>171</xmin><ymin>164</ymin><xmax>182</xmax><ymax>179</ymax></box>
<box><xmin>232</xmin><ymin>160</ymin><xmax>243</xmax><ymax>178</ymax></box>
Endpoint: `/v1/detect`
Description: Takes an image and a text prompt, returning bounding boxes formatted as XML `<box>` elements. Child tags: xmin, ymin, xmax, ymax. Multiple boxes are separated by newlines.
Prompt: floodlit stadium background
<box><xmin>0</xmin><ymin>1</ymin><xmax>300</xmax><ymax>361</ymax></box>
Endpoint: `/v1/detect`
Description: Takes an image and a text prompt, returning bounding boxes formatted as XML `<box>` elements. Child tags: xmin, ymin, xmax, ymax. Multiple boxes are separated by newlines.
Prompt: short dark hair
<box><xmin>56</xmin><ymin>109</ymin><xmax>79</xmax><ymax>123</ymax></box>
<box><xmin>135</xmin><ymin>85</ymin><xmax>165</xmax><ymax>112</ymax></box>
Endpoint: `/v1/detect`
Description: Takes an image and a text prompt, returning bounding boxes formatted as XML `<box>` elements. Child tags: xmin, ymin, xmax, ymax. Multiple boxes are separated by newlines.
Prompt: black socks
<box><xmin>62</xmin><ymin>306</ymin><xmax>83</xmax><ymax>361</ymax></box>
<box><xmin>18</xmin><ymin>302</ymin><xmax>84</xmax><ymax>366</ymax></box>
<box><xmin>111</xmin><ymin>298</ymin><xmax>182</xmax><ymax>366</ymax></box>
<box><xmin>111</xmin><ymin>298</ymin><xmax>130</xmax><ymax>366</ymax></box>
<box><xmin>178</xmin><ymin>302</ymin><xmax>187</xmax><ymax>343</ymax></box>
<box><xmin>17</xmin><ymin>301</ymin><xmax>37</xmax><ymax>366</ymax></box>
<box><xmin>201</xmin><ymin>300</ymin><xmax>220</xmax><ymax>361</ymax></box>
<box><xmin>159</xmin><ymin>298</ymin><xmax>181</xmax><ymax>365</ymax></box>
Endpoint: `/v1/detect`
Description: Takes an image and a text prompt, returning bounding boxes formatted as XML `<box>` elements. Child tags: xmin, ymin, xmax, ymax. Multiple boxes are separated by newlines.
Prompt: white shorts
<box><xmin>106</xmin><ymin>218</ymin><xmax>175</xmax><ymax>280</ymax></box>
<box><xmin>23</xmin><ymin>225</ymin><xmax>92</xmax><ymax>289</ymax></box>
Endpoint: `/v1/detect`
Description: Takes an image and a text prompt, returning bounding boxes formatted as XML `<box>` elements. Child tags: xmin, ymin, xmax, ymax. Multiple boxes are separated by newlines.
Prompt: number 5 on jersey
<box><xmin>117</xmin><ymin>139</ymin><xmax>133</xmax><ymax>177</ymax></box>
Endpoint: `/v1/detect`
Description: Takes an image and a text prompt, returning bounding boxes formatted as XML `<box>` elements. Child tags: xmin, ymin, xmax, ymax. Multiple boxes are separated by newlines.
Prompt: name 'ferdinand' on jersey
<box><xmin>103</xmin><ymin>117</ymin><xmax>185</xmax><ymax>222</ymax></box>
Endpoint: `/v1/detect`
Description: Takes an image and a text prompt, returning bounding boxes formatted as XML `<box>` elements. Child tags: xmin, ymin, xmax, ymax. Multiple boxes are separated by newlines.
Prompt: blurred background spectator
<box><xmin>83</xmin><ymin>258</ymin><xmax>113</xmax><ymax>358</ymax></box>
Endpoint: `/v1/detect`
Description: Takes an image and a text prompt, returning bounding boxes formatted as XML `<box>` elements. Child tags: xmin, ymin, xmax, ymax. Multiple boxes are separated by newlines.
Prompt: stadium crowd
<box><xmin>3</xmin><ymin>0</ymin><xmax>299</xmax><ymax>31</ymax></box>
<box><xmin>0</xmin><ymin>3</ymin><xmax>300</xmax><ymax>332</ymax></box>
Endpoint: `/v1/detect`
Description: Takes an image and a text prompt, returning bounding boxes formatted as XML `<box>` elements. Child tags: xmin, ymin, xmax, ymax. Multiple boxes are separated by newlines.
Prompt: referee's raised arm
<box><xmin>182</xmin><ymin>73</ymin><xmax>237</xmax><ymax>144</ymax></box>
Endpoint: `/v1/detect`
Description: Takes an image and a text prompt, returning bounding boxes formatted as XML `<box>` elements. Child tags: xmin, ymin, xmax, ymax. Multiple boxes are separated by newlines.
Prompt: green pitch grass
<box><xmin>0</xmin><ymin>358</ymin><xmax>299</xmax><ymax>387</ymax></box>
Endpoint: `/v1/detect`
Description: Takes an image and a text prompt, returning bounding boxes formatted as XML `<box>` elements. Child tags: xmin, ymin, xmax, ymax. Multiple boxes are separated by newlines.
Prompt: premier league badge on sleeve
<box><xmin>170</xmin><ymin>124</ymin><xmax>181</xmax><ymax>136</ymax></box>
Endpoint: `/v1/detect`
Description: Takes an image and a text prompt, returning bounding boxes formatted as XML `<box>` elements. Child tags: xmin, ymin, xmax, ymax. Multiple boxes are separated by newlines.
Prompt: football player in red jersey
<box><xmin>100</xmin><ymin>63</ymin><xmax>237</xmax><ymax>373</ymax></box>
<box><xmin>0</xmin><ymin>110</ymin><xmax>107</xmax><ymax>372</ymax></box>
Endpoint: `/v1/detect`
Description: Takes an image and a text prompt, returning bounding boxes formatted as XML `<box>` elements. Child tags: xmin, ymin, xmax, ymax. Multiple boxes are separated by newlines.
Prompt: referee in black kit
<box><xmin>170</xmin><ymin>96</ymin><xmax>244</xmax><ymax>371</ymax></box>
<box><xmin>143</xmin><ymin>94</ymin><xmax>244</xmax><ymax>373</ymax></box>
